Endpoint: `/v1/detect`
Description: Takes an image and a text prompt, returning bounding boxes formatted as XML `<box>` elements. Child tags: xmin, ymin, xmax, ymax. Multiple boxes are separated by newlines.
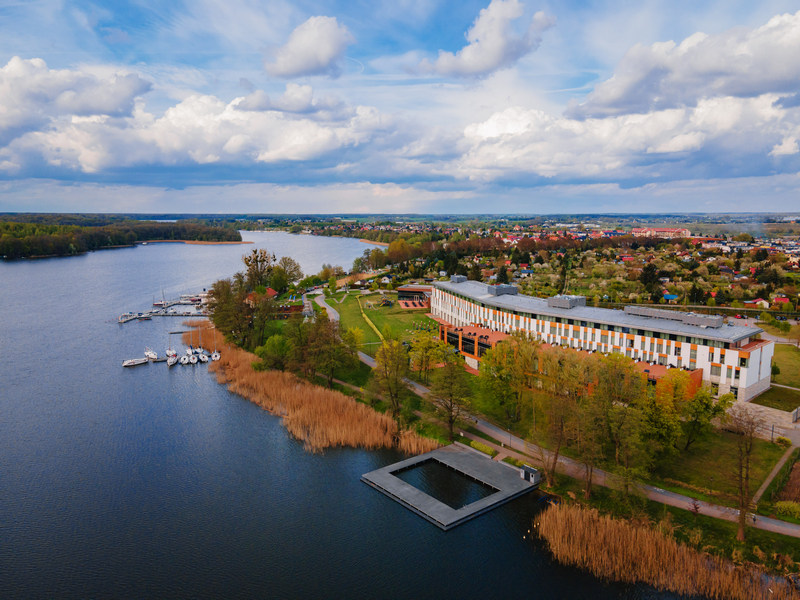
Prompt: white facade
<box><xmin>431</xmin><ymin>281</ymin><xmax>773</xmax><ymax>402</ymax></box>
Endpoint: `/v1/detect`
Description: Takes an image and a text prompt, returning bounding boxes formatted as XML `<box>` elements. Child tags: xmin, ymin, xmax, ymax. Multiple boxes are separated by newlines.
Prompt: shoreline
<box><xmin>137</xmin><ymin>239</ymin><xmax>252</xmax><ymax>245</ymax></box>
<box><xmin>359</xmin><ymin>239</ymin><xmax>390</xmax><ymax>247</ymax></box>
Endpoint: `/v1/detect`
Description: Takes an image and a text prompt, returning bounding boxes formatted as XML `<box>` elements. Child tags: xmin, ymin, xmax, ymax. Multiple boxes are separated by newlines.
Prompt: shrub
<box><xmin>775</xmin><ymin>436</ymin><xmax>791</xmax><ymax>448</ymax></box>
<box><xmin>774</xmin><ymin>501</ymin><xmax>800</xmax><ymax>520</ymax></box>
<box><xmin>469</xmin><ymin>440</ymin><xmax>497</xmax><ymax>457</ymax></box>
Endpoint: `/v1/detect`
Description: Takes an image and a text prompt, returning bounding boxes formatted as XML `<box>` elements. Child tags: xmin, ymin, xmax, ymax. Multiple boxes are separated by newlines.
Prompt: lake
<box><xmin>0</xmin><ymin>231</ymin><xmax>670</xmax><ymax>599</ymax></box>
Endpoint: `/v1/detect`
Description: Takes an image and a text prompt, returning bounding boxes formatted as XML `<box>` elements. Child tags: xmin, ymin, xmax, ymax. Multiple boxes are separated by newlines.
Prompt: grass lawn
<box><xmin>336</xmin><ymin>293</ymin><xmax>382</xmax><ymax>348</ymax></box>
<box><xmin>772</xmin><ymin>343</ymin><xmax>800</xmax><ymax>388</ymax></box>
<box><xmin>757</xmin><ymin>320</ymin><xmax>800</xmax><ymax>339</ymax></box>
<box><xmin>652</xmin><ymin>430</ymin><xmax>786</xmax><ymax>505</ymax></box>
<box><xmin>751</xmin><ymin>386</ymin><xmax>800</xmax><ymax>412</ymax></box>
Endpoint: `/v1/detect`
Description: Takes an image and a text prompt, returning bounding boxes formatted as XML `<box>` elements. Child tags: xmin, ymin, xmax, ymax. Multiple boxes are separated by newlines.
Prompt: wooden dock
<box><xmin>362</xmin><ymin>443</ymin><xmax>539</xmax><ymax>530</ymax></box>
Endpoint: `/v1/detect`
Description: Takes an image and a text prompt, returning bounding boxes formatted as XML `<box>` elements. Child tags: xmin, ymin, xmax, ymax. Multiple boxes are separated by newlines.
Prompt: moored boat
<box><xmin>122</xmin><ymin>357</ymin><xmax>148</xmax><ymax>367</ymax></box>
<box><xmin>167</xmin><ymin>355</ymin><xmax>178</xmax><ymax>367</ymax></box>
<box><xmin>198</xmin><ymin>353</ymin><xmax>208</xmax><ymax>363</ymax></box>
<box><xmin>189</xmin><ymin>354</ymin><xmax>198</xmax><ymax>364</ymax></box>
<box><xmin>144</xmin><ymin>347</ymin><xmax>158</xmax><ymax>361</ymax></box>
<box><xmin>179</xmin><ymin>355</ymin><xmax>189</xmax><ymax>365</ymax></box>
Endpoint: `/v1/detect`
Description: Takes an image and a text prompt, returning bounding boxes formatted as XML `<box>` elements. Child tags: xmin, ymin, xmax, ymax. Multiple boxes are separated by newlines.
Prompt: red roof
<box><xmin>265</xmin><ymin>287</ymin><xmax>278</xmax><ymax>298</ymax></box>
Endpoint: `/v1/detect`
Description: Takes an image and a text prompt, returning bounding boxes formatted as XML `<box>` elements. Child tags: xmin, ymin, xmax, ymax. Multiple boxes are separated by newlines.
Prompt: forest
<box><xmin>0</xmin><ymin>217</ymin><xmax>241</xmax><ymax>259</ymax></box>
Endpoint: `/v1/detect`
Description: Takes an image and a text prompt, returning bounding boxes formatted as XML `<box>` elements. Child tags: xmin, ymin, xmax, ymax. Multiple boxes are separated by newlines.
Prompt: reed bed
<box><xmin>184</xmin><ymin>324</ymin><xmax>438</xmax><ymax>455</ymax></box>
<box><xmin>535</xmin><ymin>503</ymin><xmax>799</xmax><ymax>600</ymax></box>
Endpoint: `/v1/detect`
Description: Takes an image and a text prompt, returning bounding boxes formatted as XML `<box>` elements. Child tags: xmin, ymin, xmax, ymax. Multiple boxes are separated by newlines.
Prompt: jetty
<box><xmin>118</xmin><ymin>292</ymin><xmax>209</xmax><ymax>324</ymax></box>
<box><xmin>362</xmin><ymin>443</ymin><xmax>539</xmax><ymax>530</ymax></box>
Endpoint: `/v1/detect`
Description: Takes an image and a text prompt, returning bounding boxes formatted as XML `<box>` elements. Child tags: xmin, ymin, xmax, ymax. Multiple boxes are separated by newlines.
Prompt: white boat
<box><xmin>211</xmin><ymin>351</ymin><xmax>220</xmax><ymax>361</ymax></box>
<box><xmin>186</xmin><ymin>345</ymin><xmax>194</xmax><ymax>356</ymax></box>
<box><xmin>122</xmin><ymin>357</ymin><xmax>148</xmax><ymax>367</ymax></box>
<box><xmin>167</xmin><ymin>355</ymin><xmax>178</xmax><ymax>367</ymax></box>
<box><xmin>189</xmin><ymin>354</ymin><xmax>198</xmax><ymax>364</ymax></box>
<box><xmin>179</xmin><ymin>355</ymin><xmax>189</xmax><ymax>365</ymax></box>
<box><xmin>198</xmin><ymin>353</ymin><xmax>208</xmax><ymax>363</ymax></box>
<box><xmin>144</xmin><ymin>347</ymin><xmax>158</xmax><ymax>361</ymax></box>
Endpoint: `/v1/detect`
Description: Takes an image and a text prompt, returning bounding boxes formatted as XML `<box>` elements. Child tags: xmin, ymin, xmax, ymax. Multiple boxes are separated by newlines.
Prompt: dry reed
<box><xmin>184</xmin><ymin>323</ymin><xmax>438</xmax><ymax>455</ymax></box>
<box><xmin>535</xmin><ymin>503</ymin><xmax>799</xmax><ymax>600</ymax></box>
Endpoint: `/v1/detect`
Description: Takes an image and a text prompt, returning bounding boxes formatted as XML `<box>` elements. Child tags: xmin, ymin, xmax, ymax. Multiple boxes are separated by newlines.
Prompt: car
<box><xmin>734</xmin><ymin>314</ymin><xmax>744</xmax><ymax>319</ymax></box>
<box><xmin>776</xmin><ymin>315</ymin><xmax>788</xmax><ymax>321</ymax></box>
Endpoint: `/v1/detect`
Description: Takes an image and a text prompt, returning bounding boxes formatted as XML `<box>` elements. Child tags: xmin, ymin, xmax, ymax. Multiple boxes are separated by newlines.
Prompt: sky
<box><xmin>1</xmin><ymin>0</ymin><xmax>800</xmax><ymax>214</ymax></box>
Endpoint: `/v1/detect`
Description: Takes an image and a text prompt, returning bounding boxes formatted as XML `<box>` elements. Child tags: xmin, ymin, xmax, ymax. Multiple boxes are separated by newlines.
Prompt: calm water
<box><xmin>0</xmin><ymin>232</ymin><xmax>671</xmax><ymax>599</ymax></box>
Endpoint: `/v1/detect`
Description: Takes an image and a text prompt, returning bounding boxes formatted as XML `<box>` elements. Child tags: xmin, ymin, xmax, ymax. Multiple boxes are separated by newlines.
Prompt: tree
<box><xmin>430</xmin><ymin>350</ymin><xmax>471</xmax><ymax>440</ymax></box>
<box><xmin>570</xmin><ymin>394</ymin><xmax>605</xmax><ymax>499</ymax></box>
<box><xmin>269</xmin><ymin>266</ymin><xmax>289</xmax><ymax>293</ymax></box>
<box><xmin>242</xmin><ymin>248</ymin><xmax>275</xmax><ymax>289</ymax></box>
<box><xmin>727</xmin><ymin>404</ymin><xmax>764</xmax><ymax>541</ymax></box>
<box><xmin>681</xmin><ymin>389</ymin><xmax>734</xmax><ymax>451</ymax></box>
<box><xmin>278</xmin><ymin>256</ymin><xmax>303</xmax><ymax>282</ymax></box>
<box><xmin>496</xmin><ymin>265</ymin><xmax>509</xmax><ymax>284</ymax></box>
<box><xmin>468</xmin><ymin>262</ymin><xmax>482</xmax><ymax>281</ymax></box>
<box><xmin>409</xmin><ymin>333</ymin><xmax>447</xmax><ymax>383</ymax></box>
<box><xmin>309</xmin><ymin>314</ymin><xmax>356</xmax><ymax>387</ymax></box>
<box><xmin>255</xmin><ymin>334</ymin><xmax>291</xmax><ymax>371</ymax></box>
<box><xmin>373</xmin><ymin>339</ymin><xmax>409</xmax><ymax>422</ymax></box>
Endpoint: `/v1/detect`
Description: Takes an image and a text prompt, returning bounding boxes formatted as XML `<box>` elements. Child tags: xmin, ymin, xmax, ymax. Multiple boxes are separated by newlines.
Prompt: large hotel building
<box><xmin>431</xmin><ymin>276</ymin><xmax>773</xmax><ymax>402</ymax></box>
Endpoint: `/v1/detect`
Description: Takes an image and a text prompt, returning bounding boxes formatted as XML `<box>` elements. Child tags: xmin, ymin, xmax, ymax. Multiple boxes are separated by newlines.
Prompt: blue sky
<box><xmin>1</xmin><ymin>0</ymin><xmax>800</xmax><ymax>213</ymax></box>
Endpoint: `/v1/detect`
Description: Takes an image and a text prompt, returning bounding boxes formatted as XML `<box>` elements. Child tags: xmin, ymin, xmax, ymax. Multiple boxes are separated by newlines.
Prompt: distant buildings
<box><xmin>631</xmin><ymin>227</ymin><xmax>691</xmax><ymax>238</ymax></box>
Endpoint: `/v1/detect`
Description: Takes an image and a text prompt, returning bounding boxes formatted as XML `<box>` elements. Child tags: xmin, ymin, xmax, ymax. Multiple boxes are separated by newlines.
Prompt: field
<box><xmin>651</xmin><ymin>431</ymin><xmax>786</xmax><ymax>505</ymax></box>
<box><xmin>773</xmin><ymin>344</ymin><xmax>800</xmax><ymax>388</ymax></box>
<box><xmin>335</xmin><ymin>291</ymin><xmax>435</xmax><ymax>356</ymax></box>
<box><xmin>751</xmin><ymin>386</ymin><xmax>800</xmax><ymax>412</ymax></box>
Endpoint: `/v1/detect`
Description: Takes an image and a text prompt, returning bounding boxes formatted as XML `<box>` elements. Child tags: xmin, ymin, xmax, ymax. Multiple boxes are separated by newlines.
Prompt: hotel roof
<box><xmin>434</xmin><ymin>280</ymin><xmax>760</xmax><ymax>343</ymax></box>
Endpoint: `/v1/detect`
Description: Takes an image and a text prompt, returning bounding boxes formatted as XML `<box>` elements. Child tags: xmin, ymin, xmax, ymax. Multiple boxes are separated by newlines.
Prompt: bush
<box><xmin>772</xmin><ymin>363</ymin><xmax>781</xmax><ymax>377</ymax></box>
<box><xmin>774</xmin><ymin>501</ymin><xmax>800</xmax><ymax>520</ymax></box>
<box><xmin>469</xmin><ymin>440</ymin><xmax>498</xmax><ymax>457</ymax></box>
<box><xmin>775</xmin><ymin>436</ymin><xmax>791</xmax><ymax>448</ymax></box>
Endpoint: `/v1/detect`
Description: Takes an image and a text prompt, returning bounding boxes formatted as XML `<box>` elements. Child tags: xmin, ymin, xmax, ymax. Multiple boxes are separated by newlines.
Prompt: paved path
<box><xmin>753</xmin><ymin>444</ymin><xmax>798</xmax><ymax>503</ymax></box>
<box><xmin>315</xmin><ymin>294</ymin><xmax>339</xmax><ymax>321</ymax></box>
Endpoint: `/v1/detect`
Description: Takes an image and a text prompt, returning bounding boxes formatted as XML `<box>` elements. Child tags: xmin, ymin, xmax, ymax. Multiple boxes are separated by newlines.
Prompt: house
<box><xmin>744</xmin><ymin>298</ymin><xmax>770</xmax><ymax>309</ymax></box>
<box><xmin>265</xmin><ymin>287</ymin><xmax>278</xmax><ymax>299</ymax></box>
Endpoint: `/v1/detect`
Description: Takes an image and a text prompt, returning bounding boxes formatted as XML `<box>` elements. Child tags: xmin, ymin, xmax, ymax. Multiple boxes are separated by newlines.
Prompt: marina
<box><xmin>118</xmin><ymin>292</ymin><xmax>210</xmax><ymax>323</ymax></box>
<box><xmin>362</xmin><ymin>443</ymin><xmax>540</xmax><ymax>530</ymax></box>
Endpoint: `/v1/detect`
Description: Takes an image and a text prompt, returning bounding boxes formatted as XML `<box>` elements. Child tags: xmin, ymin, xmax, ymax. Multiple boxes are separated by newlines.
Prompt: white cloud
<box><xmin>770</xmin><ymin>136</ymin><xmax>799</xmax><ymax>156</ymax></box>
<box><xmin>0</xmin><ymin>56</ymin><xmax>150</xmax><ymax>145</ymax></box>
<box><xmin>265</xmin><ymin>16</ymin><xmax>355</xmax><ymax>78</ymax></box>
<box><xmin>419</xmin><ymin>0</ymin><xmax>554</xmax><ymax>77</ymax></box>
<box><xmin>0</xmin><ymin>59</ymin><xmax>387</xmax><ymax>174</ymax></box>
<box><xmin>569</xmin><ymin>10</ymin><xmax>800</xmax><ymax>118</ymax></box>
<box><xmin>454</xmin><ymin>94</ymin><xmax>794</xmax><ymax>180</ymax></box>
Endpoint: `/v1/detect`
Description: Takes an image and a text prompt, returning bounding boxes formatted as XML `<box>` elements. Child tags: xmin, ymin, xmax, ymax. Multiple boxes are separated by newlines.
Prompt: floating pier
<box><xmin>362</xmin><ymin>443</ymin><xmax>539</xmax><ymax>530</ymax></box>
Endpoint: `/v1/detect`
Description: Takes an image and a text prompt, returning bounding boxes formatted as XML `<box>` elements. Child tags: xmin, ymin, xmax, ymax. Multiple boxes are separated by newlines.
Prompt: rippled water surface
<box><xmin>0</xmin><ymin>232</ymin><xmax>674</xmax><ymax>599</ymax></box>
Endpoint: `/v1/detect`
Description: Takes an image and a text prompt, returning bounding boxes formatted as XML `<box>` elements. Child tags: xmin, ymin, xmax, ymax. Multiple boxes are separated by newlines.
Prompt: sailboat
<box><xmin>144</xmin><ymin>347</ymin><xmax>158</xmax><ymax>361</ymax></box>
<box><xmin>167</xmin><ymin>354</ymin><xmax>178</xmax><ymax>367</ymax></box>
<box><xmin>179</xmin><ymin>354</ymin><xmax>189</xmax><ymax>365</ymax></box>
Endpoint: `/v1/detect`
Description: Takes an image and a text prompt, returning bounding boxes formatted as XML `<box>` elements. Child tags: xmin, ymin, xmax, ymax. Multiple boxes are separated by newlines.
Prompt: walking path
<box><xmin>753</xmin><ymin>444</ymin><xmax>797</xmax><ymax>504</ymax></box>
<box><xmin>317</xmin><ymin>295</ymin><xmax>800</xmax><ymax>537</ymax></box>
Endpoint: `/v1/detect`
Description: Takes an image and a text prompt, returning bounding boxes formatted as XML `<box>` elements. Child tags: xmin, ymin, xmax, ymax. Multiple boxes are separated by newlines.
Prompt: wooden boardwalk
<box><xmin>362</xmin><ymin>443</ymin><xmax>539</xmax><ymax>530</ymax></box>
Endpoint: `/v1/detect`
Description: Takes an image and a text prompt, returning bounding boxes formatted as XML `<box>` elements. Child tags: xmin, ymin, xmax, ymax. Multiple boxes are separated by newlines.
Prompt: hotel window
<box><xmin>649</xmin><ymin>341</ymin><xmax>655</xmax><ymax>352</ymax></box>
<box><xmin>739</xmin><ymin>357</ymin><xmax>748</xmax><ymax>368</ymax></box>
<box><xmin>628</xmin><ymin>339</ymin><xmax>634</xmax><ymax>348</ymax></box>
<box><xmin>710</xmin><ymin>365</ymin><xmax>721</xmax><ymax>377</ymax></box>
<box><xmin>675</xmin><ymin>346</ymin><xmax>681</xmax><ymax>357</ymax></box>
<box><xmin>690</xmin><ymin>348</ymin><xmax>697</xmax><ymax>360</ymax></box>
<box><xmin>601</xmin><ymin>334</ymin><xmax>609</xmax><ymax>344</ymax></box>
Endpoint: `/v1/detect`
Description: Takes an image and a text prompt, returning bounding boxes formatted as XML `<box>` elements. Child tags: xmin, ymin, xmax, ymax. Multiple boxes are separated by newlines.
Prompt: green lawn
<box><xmin>773</xmin><ymin>343</ymin><xmax>800</xmax><ymax>388</ymax></box>
<box><xmin>757</xmin><ymin>320</ymin><xmax>800</xmax><ymax>339</ymax></box>
<box><xmin>652</xmin><ymin>430</ymin><xmax>786</xmax><ymax>505</ymax></box>
<box><xmin>336</xmin><ymin>293</ymin><xmax>382</xmax><ymax>348</ymax></box>
<box><xmin>751</xmin><ymin>386</ymin><xmax>800</xmax><ymax>412</ymax></box>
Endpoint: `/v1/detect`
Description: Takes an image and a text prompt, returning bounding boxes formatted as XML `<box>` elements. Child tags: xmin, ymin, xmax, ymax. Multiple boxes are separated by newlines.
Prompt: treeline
<box><xmin>0</xmin><ymin>220</ymin><xmax>241</xmax><ymax>259</ymax></box>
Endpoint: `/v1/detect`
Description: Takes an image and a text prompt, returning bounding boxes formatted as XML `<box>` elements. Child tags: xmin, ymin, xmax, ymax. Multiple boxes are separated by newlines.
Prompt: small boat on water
<box><xmin>211</xmin><ymin>351</ymin><xmax>220</xmax><ymax>361</ymax></box>
<box><xmin>167</xmin><ymin>355</ymin><xmax>178</xmax><ymax>367</ymax></box>
<box><xmin>179</xmin><ymin>355</ymin><xmax>189</xmax><ymax>365</ymax></box>
<box><xmin>198</xmin><ymin>353</ymin><xmax>209</xmax><ymax>363</ymax></box>
<box><xmin>189</xmin><ymin>354</ymin><xmax>198</xmax><ymax>364</ymax></box>
<box><xmin>122</xmin><ymin>357</ymin><xmax>148</xmax><ymax>367</ymax></box>
<box><xmin>144</xmin><ymin>347</ymin><xmax>158</xmax><ymax>361</ymax></box>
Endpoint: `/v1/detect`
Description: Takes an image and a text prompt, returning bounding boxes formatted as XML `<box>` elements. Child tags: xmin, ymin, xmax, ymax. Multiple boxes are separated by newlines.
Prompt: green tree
<box><xmin>409</xmin><ymin>333</ymin><xmax>447</xmax><ymax>383</ymax></box>
<box><xmin>496</xmin><ymin>265</ymin><xmax>509</xmax><ymax>284</ymax></box>
<box><xmin>468</xmin><ymin>262</ymin><xmax>482</xmax><ymax>281</ymax></box>
<box><xmin>278</xmin><ymin>255</ymin><xmax>303</xmax><ymax>282</ymax></box>
<box><xmin>681</xmin><ymin>389</ymin><xmax>734</xmax><ymax>451</ymax></box>
<box><xmin>255</xmin><ymin>334</ymin><xmax>291</xmax><ymax>370</ymax></box>
<box><xmin>309</xmin><ymin>314</ymin><xmax>356</xmax><ymax>387</ymax></box>
<box><xmin>430</xmin><ymin>350</ymin><xmax>471</xmax><ymax>440</ymax></box>
<box><xmin>372</xmin><ymin>339</ymin><xmax>409</xmax><ymax>422</ymax></box>
<box><xmin>270</xmin><ymin>266</ymin><xmax>289</xmax><ymax>293</ymax></box>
